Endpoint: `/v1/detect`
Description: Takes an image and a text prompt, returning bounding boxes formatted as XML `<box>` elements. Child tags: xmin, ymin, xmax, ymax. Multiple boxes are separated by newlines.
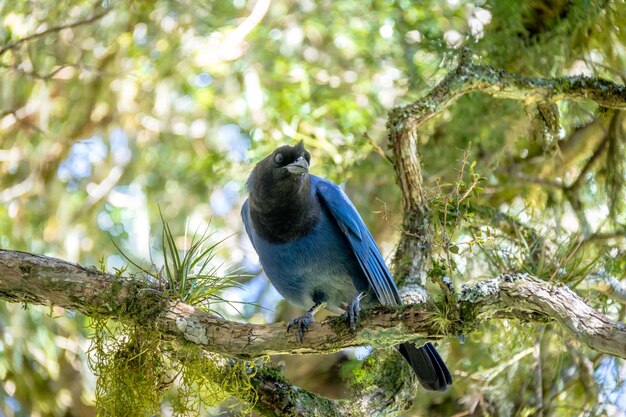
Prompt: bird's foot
<box><xmin>344</xmin><ymin>292</ymin><xmax>365</xmax><ymax>332</ymax></box>
<box><xmin>287</xmin><ymin>312</ymin><xmax>314</xmax><ymax>342</ymax></box>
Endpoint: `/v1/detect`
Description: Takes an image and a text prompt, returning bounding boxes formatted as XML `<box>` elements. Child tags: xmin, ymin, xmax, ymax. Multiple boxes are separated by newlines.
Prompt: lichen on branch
<box><xmin>1</xmin><ymin>250</ymin><xmax>624</xmax><ymax>360</ymax></box>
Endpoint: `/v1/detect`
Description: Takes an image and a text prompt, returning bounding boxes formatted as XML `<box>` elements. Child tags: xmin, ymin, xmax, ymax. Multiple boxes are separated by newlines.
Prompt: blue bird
<box><xmin>241</xmin><ymin>142</ymin><xmax>452</xmax><ymax>391</ymax></box>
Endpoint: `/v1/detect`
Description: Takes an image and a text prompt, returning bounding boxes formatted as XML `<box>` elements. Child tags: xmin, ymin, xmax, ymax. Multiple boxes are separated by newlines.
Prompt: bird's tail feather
<box><xmin>398</xmin><ymin>342</ymin><xmax>452</xmax><ymax>391</ymax></box>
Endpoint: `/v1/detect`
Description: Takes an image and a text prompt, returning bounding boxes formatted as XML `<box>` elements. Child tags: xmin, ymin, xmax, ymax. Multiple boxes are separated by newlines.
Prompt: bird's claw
<box><xmin>287</xmin><ymin>312</ymin><xmax>314</xmax><ymax>342</ymax></box>
<box><xmin>344</xmin><ymin>292</ymin><xmax>365</xmax><ymax>332</ymax></box>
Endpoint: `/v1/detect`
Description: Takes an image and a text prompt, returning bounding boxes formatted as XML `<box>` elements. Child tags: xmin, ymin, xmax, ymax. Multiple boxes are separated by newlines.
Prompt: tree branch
<box><xmin>387</xmin><ymin>48</ymin><xmax>626</xmax><ymax>256</ymax></box>
<box><xmin>240</xmin><ymin>354</ymin><xmax>417</xmax><ymax>417</ymax></box>
<box><xmin>460</xmin><ymin>273</ymin><xmax>626</xmax><ymax>358</ymax></box>
<box><xmin>386</xmin><ymin>44</ymin><xmax>626</xmax><ymax>328</ymax></box>
<box><xmin>1</xmin><ymin>250</ymin><xmax>624</xmax><ymax>360</ymax></box>
<box><xmin>0</xmin><ymin>8</ymin><xmax>111</xmax><ymax>57</ymax></box>
<box><xmin>391</xmin><ymin>50</ymin><xmax>626</xmax><ymax>133</ymax></box>
<box><xmin>0</xmin><ymin>249</ymin><xmax>418</xmax><ymax>417</ymax></box>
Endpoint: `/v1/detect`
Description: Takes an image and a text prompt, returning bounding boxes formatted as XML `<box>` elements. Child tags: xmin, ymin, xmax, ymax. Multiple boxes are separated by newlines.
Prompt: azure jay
<box><xmin>241</xmin><ymin>142</ymin><xmax>451</xmax><ymax>391</ymax></box>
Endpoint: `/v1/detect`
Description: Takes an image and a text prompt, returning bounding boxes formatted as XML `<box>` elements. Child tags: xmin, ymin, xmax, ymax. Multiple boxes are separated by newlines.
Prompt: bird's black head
<box><xmin>246</xmin><ymin>141</ymin><xmax>320</xmax><ymax>241</ymax></box>
<box><xmin>267</xmin><ymin>140</ymin><xmax>311</xmax><ymax>178</ymax></box>
<box><xmin>247</xmin><ymin>141</ymin><xmax>312</xmax><ymax>196</ymax></box>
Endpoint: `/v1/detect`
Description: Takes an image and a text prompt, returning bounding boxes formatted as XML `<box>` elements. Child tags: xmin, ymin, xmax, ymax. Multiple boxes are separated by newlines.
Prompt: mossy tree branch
<box><xmin>0</xmin><ymin>249</ymin><xmax>418</xmax><ymax>417</ymax></box>
<box><xmin>1</xmin><ymin>250</ymin><xmax>624</xmax><ymax>360</ymax></box>
<box><xmin>388</xmin><ymin>48</ymin><xmax>626</xmax><ymax>288</ymax></box>
<box><xmin>2</xmin><ymin>249</ymin><xmax>625</xmax><ymax>416</ymax></box>
<box><xmin>232</xmin><ymin>354</ymin><xmax>417</xmax><ymax>417</ymax></box>
<box><xmin>384</xmin><ymin>49</ymin><xmax>626</xmax><ymax>417</ymax></box>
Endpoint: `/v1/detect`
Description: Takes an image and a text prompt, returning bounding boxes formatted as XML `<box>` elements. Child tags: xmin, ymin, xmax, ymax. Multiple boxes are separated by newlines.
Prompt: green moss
<box><xmin>88</xmin><ymin>315</ymin><xmax>262</xmax><ymax>416</ymax></box>
<box><xmin>349</xmin><ymin>349</ymin><xmax>413</xmax><ymax>398</ymax></box>
<box><xmin>392</xmin><ymin>250</ymin><xmax>417</xmax><ymax>284</ymax></box>
<box><xmin>250</xmin><ymin>364</ymin><xmax>343</xmax><ymax>417</ymax></box>
<box><xmin>457</xmin><ymin>300</ymin><xmax>479</xmax><ymax>335</ymax></box>
<box><xmin>89</xmin><ymin>319</ymin><xmax>164</xmax><ymax>416</ymax></box>
<box><xmin>170</xmin><ymin>347</ymin><xmax>262</xmax><ymax>415</ymax></box>
<box><xmin>426</xmin><ymin>295</ymin><xmax>455</xmax><ymax>335</ymax></box>
<box><xmin>86</xmin><ymin>276</ymin><xmax>257</xmax><ymax>415</ymax></box>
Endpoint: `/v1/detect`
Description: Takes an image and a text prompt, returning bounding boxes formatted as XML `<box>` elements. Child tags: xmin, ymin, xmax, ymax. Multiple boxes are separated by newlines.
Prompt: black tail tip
<box><xmin>398</xmin><ymin>342</ymin><xmax>452</xmax><ymax>391</ymax></box>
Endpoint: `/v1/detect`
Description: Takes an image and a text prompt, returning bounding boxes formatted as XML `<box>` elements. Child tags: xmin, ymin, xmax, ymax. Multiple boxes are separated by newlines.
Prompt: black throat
<box><xmin>248</xmin><ymin>175</ymin><xmax>321</xmax><ymax>243</ymax></box>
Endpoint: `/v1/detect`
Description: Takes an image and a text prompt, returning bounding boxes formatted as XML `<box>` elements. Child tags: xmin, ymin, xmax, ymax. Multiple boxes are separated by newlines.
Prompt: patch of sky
<box><xmin>194</xmin><ymin>72</ymin><xmax>213</xmax><ymax>88</ymax></box>
<box><xmin>109</xmin><ymin>128</ymin><xmax>131</xmax><ymax>164</ymax></box>
<box><xmin>210</xmin><ymin>181</ymin><xmax>241</xmax><ymax>216</ymax></box>
<box><xmin>596</xmin><ymin>356</ymin><xmax>626</xmax><ymax>412</ymax></box>
<box><xmin>57</xmin><ymin>136</ymin><xmax>108</xmax><ymax>185</ymax></box>
<box><xmin>216</xmin><ymin>124</ymin><xmax>250</xmax><ymax>162</ymax></box>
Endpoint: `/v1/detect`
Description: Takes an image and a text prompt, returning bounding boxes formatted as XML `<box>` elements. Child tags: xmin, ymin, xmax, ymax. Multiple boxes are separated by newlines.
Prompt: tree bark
<box><xmin>1</xmin><ymin>250</ymin><xmax>624</xmax><ymax>359</ymax></box>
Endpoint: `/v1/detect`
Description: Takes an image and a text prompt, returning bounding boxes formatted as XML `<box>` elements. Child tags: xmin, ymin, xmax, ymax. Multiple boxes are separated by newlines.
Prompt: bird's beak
<box><xmin>286</xmin><ymin>156</ymin><xmax>309</xmax><ymax>175</ymax></box>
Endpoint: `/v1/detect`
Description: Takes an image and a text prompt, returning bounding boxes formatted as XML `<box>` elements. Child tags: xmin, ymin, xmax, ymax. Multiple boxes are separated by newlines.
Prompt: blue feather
<box><xmin>314</xmin><ymin>176</ymin><xmax>402</xmax><ymax>306</ymax></box>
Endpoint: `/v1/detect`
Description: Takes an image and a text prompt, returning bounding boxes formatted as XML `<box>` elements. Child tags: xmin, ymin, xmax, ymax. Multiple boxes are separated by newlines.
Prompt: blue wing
<box><xmin>313</xmin><ymin>176</ymin><xmax>401</xmax><ymax>306</ymax></box>
<box><xmin>241</xmin><ymin>200</ymin><xmax>258</xmax><ymax>252</ymax></box>
<box><xmin>241</xmin><ymin>200</ymin><xmax>256</xmax><ymax>245</ymax></box>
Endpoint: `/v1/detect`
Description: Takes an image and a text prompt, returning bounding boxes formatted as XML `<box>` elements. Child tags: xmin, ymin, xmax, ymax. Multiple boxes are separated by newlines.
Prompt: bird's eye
<box><xmin>274</xmin><ymin>153</ymin><xmax>284</xmax><ymax>164</ymax></box>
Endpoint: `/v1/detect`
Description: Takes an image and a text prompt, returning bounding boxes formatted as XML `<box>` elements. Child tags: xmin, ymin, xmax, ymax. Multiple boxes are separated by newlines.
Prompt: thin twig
<box><xmin>0</xmin><ymin>8</ymin><xmax>111</xmax><ymax>57</ymax></box>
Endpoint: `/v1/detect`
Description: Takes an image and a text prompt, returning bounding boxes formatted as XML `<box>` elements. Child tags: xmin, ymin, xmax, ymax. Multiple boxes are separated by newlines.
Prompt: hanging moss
<box><xmin>168</xmin><ymin>345</ymin><xmax>263</xmax><ymax>416</ymax></box>
<box><xmin>88</xmin><ymin>315</ymin><xmax>263</xmax><ymax>416</ymax></box>
<box><xmin>89</xmin><ymin>318</ymin><xmax>165</xmax><ymax>416</ymax></box>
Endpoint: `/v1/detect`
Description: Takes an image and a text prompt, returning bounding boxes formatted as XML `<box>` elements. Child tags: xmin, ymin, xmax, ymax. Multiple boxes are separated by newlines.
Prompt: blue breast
<box><xmin>243</xmin><ymin>201</ymin><xmax>367</xmax><ymax>309</ymax></box>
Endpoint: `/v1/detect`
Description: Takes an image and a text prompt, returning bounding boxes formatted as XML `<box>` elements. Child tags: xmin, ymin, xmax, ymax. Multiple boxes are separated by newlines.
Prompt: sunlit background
<box><xmin>1</xmin><ymin>0</ymin><xmax>626</xmax><ymax>415</ymax></box>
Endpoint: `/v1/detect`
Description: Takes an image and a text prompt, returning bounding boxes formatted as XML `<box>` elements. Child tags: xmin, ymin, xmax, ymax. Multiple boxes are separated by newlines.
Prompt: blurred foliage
<box><xmin>1</xmin><ymin>0</ymin><xmax>626</xmax><ymax>416</ymax></box>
